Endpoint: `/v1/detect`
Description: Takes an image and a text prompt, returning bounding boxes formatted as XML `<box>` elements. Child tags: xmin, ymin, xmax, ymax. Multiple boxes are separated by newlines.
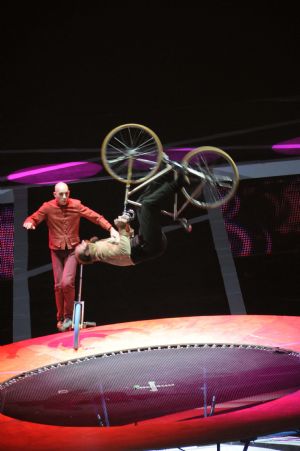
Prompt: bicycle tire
<box><xmin>182</xmin><ymin>146</ymin><xmax>239</xmax><ymax>209</ymax></box>
<box><xmin>101</xmin><ymin>123</ymin><xmax>163</xmax><ymax>184</ymax></box>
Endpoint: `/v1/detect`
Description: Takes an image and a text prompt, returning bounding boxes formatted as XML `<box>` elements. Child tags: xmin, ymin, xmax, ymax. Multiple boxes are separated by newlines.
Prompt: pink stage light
<box><xmin>272</xmin><ymin>137</ymin><xmax>300</xmax><ymax>155</ymax></box>
<box><xmin>273</xmin><ymin>144</ymin><xmax>300</xmax><ymax>149</ymax></box>
<box><xmin>7</xmin><ymin>162</ymin><xmax>102</xmax><ymax>185</ymax></box>
<box><xmin>6</xmin><ymin>146</ymin><xmax>222</xmax><ymax>185</ymax></box>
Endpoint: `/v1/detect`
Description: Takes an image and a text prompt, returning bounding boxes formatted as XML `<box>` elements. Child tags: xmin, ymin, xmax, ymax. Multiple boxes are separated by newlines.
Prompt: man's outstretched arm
<box><xmin>78</xmin><ymin>201</ymin><xmax>120</xmax><ymax>242</ymax></box>
<box><xmin>23</xmin><ymin>203</ymin><xmax>48</xmax><ymax>230</ymax></box>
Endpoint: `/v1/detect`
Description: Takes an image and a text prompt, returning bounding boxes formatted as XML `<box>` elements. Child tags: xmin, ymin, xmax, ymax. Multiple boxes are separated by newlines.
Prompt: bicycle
<box><xmin>71</xmin><ymin>124</ymin><xmax>239</xmax><ymax>349</ymax></box>
<box><xmin>101</xmin><ymin>123</ymin><xmax>239</xmax><ymax>230</ymax></box>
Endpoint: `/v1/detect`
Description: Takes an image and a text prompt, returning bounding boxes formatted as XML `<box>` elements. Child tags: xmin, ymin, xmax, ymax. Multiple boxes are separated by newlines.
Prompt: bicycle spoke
<box><xmin>128</xmin><ymin>127</ymin><xmax>134</xmax><ymax>147</ymax></box>
<box><xmin>135</xmin><ymin>136</ymin><xmax>156</xmax><ymax>150</ymax></box>
<box><xmin>113</xmin><ymin>136</ymin><xmax>131</xmax><ymax>150</ymax></box>
<box><xmin>107</xmin><ymin>143</ymin><xmax>128</xmax><ymax>156</ymax></box>
<box><xmin>132</xmin><ymin>147</ymin><xmax>158</xmax><ymax>158</ymax></box>
<box><xmin>204</xmin><ymin>182</ymin><xmax>221</xmax><ymax>204</ymax></box>
<box><xmin>106</xmin><ymin>154</ymin><xmax>130</xmax><ymax>164</ymax></box>
<box><xmin>115</xmin><ymin>129</ymin><xmax>156</xmax><ymax>153</ymax></box>
<box><xmin>199</xmin><ymin>153</ymin><xmax>211</xmax><ymax>172</ymax></box>
<box><xmin>190</xmin><ymin>181</ymin><xmax>205</xmax><ymax>200</ymax></box>
<box><xmin>107</xmin><ymin>158</ymin><xmax>131</xmax><ymax>175</ymax></box>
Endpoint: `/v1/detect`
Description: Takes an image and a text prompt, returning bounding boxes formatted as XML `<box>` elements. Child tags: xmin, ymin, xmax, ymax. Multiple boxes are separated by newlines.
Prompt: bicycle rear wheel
<box><xmin>101</xmin><ymin>123</ymin><xmax>163</xmax><ymax>184</ymax></box>
<box><xmin>73</xmin><ymin>302</ymin><xmax>82</xmax><ymax>350</ymax></box>
<box><xmin>182</xmin><ymin>146</ymin><xmax>239</xmax><ymax>209</ymax></box>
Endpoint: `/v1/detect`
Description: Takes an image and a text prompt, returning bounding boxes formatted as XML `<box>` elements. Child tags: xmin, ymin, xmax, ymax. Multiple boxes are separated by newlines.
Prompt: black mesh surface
<box><xmin>1</xmin><ymin>344</ymin><xmax>300</xmax><ymax>426</ymax></box>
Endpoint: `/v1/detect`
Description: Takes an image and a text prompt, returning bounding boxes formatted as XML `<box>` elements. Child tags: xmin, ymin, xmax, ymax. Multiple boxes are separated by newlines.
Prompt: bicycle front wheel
<box><xmin>101</xmin><ymin>123</ymin><xmax>164</xmax><ymax>184</ymax></box>
<box><xmin>182</xmin><ymin>146</ymin><xmax>239</xmax><ymax>209</ymax></box>
<box><xmin>73</xmin><ymin>302</ymin><xmax>82</xmax><ymax>350</ymax></box>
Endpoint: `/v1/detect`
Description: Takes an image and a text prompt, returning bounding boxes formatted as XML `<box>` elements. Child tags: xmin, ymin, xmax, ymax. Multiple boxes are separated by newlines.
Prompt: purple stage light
<box><xmin>272</xmin><ymin>137</ymin><xmax>300</xmax><ymax>155</ymax></box>
<box><xmin>165</xmin><ymin>148</ymin><xmax>195</xmax><ymax>161</ymax></box>
<box><xmin>165</xmin><ymin>147</ymin><xmax>220</xmax><ymax>163</ymax></box>
<box><xmin>7</xmin><ymin>162</ymin><xmax>102</xmax><ymax>185</ymax></box>
<box><xmin>166</xmin><ymin>148</ymin><xmax>195</xmax><ymax>151</ymax></box>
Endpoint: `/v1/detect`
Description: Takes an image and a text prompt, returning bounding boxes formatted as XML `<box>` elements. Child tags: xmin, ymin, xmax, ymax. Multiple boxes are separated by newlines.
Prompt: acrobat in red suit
<box><xmin>23</xmin><ymin>182</ymin><xmax>119</xmax><ymax>332</ymax></box>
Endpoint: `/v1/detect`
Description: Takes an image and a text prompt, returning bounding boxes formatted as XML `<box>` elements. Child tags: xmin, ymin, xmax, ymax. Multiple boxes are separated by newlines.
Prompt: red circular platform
<box><xmin>0</xmin><ymin>315</ymin><xmax>300</xmax><ymax>450</ymax></box>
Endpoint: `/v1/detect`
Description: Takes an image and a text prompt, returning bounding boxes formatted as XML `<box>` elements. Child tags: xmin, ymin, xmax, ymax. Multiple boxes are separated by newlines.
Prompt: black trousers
<box><xmin>130</xmin><ymin>179</ymin><xmax>179</xmax><ymax>264</ymax></box>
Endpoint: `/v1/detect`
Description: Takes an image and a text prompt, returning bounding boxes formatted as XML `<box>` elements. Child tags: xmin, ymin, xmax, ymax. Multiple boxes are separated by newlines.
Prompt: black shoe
<box><xmin>123</xmin><ymin>209</ymin><xmax>135</xmax><ymax>221</ymax></box>
<box><xmin>59</xmin><ymin>318</ymin><xmax>72</xmax><ymax>332</ymax></box>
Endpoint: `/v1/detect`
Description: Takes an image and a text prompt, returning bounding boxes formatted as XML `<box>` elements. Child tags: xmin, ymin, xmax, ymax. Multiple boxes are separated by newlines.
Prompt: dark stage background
<box><xmin>1</xmin><ymin>4</ymin><xmax>300</xmax><ymax>342</ymax></box>
<box><xmin>1</xmin><ymin>4</ymin><xmax>300</xmax><ymax>151</ymax></box>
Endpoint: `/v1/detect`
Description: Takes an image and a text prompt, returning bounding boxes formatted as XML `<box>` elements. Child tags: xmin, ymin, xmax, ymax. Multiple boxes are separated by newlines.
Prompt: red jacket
<box><xmin>24</xmin><ymin>198</ymin><xmax>112</xmax><ymax>250</ymax></box>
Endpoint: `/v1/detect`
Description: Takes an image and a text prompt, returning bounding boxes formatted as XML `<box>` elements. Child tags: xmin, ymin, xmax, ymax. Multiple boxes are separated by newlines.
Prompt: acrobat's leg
<box><xmin>138</xmin><ymin>179</ymin><xmax>183</xmax><ymax>253</ymax></box>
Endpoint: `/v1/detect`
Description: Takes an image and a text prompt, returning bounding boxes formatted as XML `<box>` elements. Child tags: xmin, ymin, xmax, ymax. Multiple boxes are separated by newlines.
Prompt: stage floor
<box><xmin>0</xmin><ymin>315</ymin><xmax>300</xmax><ymax>450</ymax></box>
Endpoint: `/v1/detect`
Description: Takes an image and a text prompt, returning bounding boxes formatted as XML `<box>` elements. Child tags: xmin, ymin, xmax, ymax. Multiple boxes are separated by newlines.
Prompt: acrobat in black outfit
<box><xmin>75</xmin><ymin>172</ymin><xmax>187</xmax><ymax>266</ymax></box>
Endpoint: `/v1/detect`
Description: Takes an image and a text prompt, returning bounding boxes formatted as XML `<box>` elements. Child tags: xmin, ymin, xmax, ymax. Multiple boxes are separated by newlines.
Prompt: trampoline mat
<box><xmin>1</xmin><ymin>344</ymin><xmax>300</xmax><ymax>426</ymax></box>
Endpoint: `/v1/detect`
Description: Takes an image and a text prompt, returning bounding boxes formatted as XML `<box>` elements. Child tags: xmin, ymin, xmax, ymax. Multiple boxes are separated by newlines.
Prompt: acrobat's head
<box><xmin>75</xmin><ymin>240</ymin><xmax>94</xmax><ymax>265</ymax></box>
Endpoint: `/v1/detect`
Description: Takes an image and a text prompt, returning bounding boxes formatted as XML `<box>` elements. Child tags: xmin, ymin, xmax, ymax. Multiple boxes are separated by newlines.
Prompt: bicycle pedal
<box><xmin>177</xmin><ymin>218</ymin><xmax>192</xmax><ymax>233</ymax></box>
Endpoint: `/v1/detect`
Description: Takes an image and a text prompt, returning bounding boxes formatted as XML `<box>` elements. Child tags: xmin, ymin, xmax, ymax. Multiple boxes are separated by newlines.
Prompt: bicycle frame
<box><xmin>102</xmin><ymin>124</ymin><xmax>239</xmax><ymax>211</ymax></box>
<box><xmin>122</xmin><ymin>163</ymin><xmax>196</xmax><ymax>224</ymax></box>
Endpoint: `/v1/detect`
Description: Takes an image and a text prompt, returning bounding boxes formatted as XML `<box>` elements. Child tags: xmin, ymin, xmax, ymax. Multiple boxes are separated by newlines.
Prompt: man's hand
<box><xmin>109</xmin><ymin>226</ymin><xmax>120</xmax><ymax>243</ymax></box>
<box><xmin>23</xmin><ymin>222</ymin><xmax>35</xmax><ymax>230</ymax></box>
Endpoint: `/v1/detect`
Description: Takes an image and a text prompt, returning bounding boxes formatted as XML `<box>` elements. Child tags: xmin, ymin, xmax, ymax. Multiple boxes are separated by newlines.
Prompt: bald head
<box><xmin>54</xmin><ymin>182</ymin><xmax>69</xmax><ymax>192</ymax></box>
<box><xmin>53</xmin><ymin>182</ymin><xmax>70</xmax><ymax>205</ymax></box>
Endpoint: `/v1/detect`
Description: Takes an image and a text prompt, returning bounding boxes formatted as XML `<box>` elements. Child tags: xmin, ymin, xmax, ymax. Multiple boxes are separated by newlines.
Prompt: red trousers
<box><xmin>50</xmin><ymin>249</ymin><xmax>78</xmax><ymax>320</ymax></box>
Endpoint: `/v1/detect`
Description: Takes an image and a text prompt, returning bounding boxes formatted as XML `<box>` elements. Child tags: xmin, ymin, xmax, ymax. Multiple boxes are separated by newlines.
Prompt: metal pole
<box><xmin>78</xmin><ymin>264</ymin><xmax>83</xmax><ymax>302</ymax></box>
